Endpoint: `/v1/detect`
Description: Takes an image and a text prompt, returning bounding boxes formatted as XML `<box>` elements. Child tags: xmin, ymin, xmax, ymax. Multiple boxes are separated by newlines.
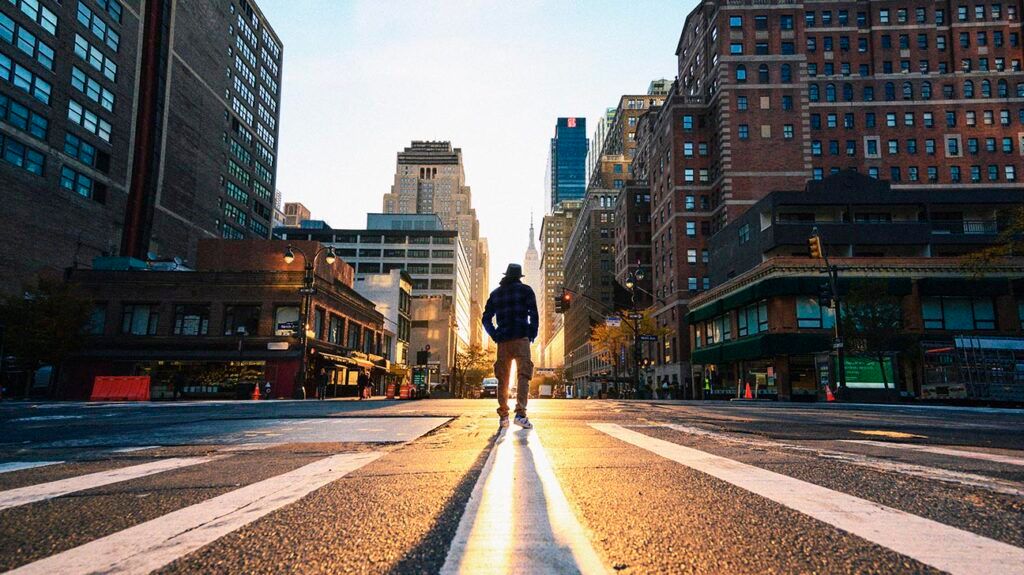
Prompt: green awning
<box><xmin>691</xmin><ymin>333</ymin><xmax>831</xmax><ymax>364</ymax></box>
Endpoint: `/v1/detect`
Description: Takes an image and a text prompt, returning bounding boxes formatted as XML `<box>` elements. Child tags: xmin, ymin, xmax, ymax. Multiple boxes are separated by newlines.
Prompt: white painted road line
<box><xmin>0</xmin><ymin>461</ymin><xmax>63</xmax><ymax>475</ymax></box>
<box><xmin>840</xmin><ymin>440</ymin><xmax>1024</xmax><ymax>467</ymax></box>
<box><xmin>0</xmin><ymin>457</ymin><xmax>222</xmax><ymax>511</ymax></box>
<box><xmin>663</xmin><ymin>423</ymin><xmax>1024</xmax><ymax>498</ymax></box>
<box><xmin>441</xmin><ymin>429</ymin><xmax>608</xmax><ymax>575</ymax></box>
<box><xmin>7</xmin><ymin>451</ymin><xmax>384</xmax><ymax>575</ymax></box>
<box><xmin>111</xmin><ymin>446</ymin><xmax>161</xmax><ymax>454</ymax></box>
<box><xmin>592</xmin><ymin>423</ymin><xmax>1024</xmax><ymax>575</ymax></box>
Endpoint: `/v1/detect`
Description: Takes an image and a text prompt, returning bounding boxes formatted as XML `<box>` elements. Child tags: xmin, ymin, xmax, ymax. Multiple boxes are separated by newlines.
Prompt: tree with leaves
<box><xmin>962</xmin><ymin>206</ymin><xmax>1024</xmax><ymax>274</ymax></box>
<box><xmin>839</xmin><ymin>279</ymin><xmax>906</xmax><ymax>391</ymax></box>
<box><xmin>455</xmin><ymin>344</ymin><xmax>496</xmax><ymax>398</ymax></box>
<box><xmin>0</xmin><ymin>278</ymin><xmax>93</xmax><ymax>396</ymax></box>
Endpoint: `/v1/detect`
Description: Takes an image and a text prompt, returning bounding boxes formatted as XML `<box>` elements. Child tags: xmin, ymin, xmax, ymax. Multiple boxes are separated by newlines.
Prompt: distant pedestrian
<box><xmin>172</xmin><ymin>370</ymin><xmax>187</xmax><ymax>400</ymax></box>
<box><xmin>357</xmin><ymin>371</ymin><xmax>370</xmax><ymax>400</ymax></box>
<box><xmin>482</xmin><ymin>263</ymin><xmax>538</xmax><ymax>431</ymax></box>
<box><xmin>317</xmin><ymin>368</ymin><xmax>328</xmax><ymax>400</ymax></box>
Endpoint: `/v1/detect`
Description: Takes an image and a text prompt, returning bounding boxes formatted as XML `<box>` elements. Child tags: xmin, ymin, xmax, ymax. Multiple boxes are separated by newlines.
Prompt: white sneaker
<box><xmin>514</xmin><ymin>415</ymin><xmax>533</xmax><ymax>429</ymax></box>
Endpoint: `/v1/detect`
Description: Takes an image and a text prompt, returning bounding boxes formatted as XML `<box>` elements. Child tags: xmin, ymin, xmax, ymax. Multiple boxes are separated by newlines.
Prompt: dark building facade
<box><xmin>63</xmin><ymin>240</ymin><xmax>386</xmax><ymax>400</ymax></box>
<box><xmin>638</xmin><ymin>0</ymin><xmax>1024</xmax><ymax>391</ymax></box>
<box><xmin>563</xmin><ymin>188</ymin><xmax>619</xmax><ymax>393</ymax></box>
<box><xmin>688</xmin><ymin>172</ymin><xmax>1024</xmax><ymax>402</ymax></box>
<box><xmin>548</xmin><ymin>117</ymin><xmax>588</xmax><ymax>210</ymax></box>
<box><xmin>0</xmin><ymin>0</ymin><xmax>283</xmax><ymax>295</ymax></box>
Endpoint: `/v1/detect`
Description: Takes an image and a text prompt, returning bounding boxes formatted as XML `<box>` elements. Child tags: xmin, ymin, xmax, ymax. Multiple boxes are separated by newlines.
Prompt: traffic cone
<box><xmin>251</xmin><ymin>385</ymin><xmax>260</xmax><ymax>400</ymax></box>
<box><xmin>825</xmin><ymin>385</ymin><xmax>836</xmax><ymax>402</ymax></box>
<box><xmin>744</xmin><ymin>382</ymin><xmax>753</xmax><ymax>399</ymax></box>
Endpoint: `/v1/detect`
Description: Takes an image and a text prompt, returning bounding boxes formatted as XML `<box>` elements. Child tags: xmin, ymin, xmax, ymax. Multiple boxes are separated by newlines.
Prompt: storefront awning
<box><xmin>692</xmin><ymin>333</ymin><xmax>831</xmax><ymax>365</ymax></box>
<box><xmin>318</xmin><ymin>352</ymin><xmax>375</xmax><ymax>370</ymax></box>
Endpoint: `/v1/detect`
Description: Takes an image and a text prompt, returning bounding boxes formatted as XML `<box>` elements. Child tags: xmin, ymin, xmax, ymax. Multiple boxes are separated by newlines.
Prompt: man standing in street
<box><xmin>482</xmin><ymin>263</ymin><xmax>538</xmax><ymax>430</ymax></box>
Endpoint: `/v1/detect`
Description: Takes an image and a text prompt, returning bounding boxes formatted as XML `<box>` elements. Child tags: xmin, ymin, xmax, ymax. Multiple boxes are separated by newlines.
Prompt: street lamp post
<box><xmin>283</xmin><ymin>244</ymin><xmax>337</xmax><ymax>399</ymax></box>
<box><xmin>624</xmin><ymin>268</ymin><xmax>645</xmax><ymax>400</ymax></box>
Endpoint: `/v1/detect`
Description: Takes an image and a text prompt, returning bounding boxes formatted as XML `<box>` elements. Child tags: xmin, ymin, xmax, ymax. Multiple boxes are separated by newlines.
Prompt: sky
<box><xmin>258</xmin><ymin>0</ymin><xmax>695</xmax><ymax>286</ymax></box>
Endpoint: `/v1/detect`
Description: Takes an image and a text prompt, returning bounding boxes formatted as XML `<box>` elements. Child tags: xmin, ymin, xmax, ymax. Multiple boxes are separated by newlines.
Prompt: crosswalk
<box><xmin>0</xmin><ymin>419</ymin><xmax>1022</xmax><ymax>574</ymax></box>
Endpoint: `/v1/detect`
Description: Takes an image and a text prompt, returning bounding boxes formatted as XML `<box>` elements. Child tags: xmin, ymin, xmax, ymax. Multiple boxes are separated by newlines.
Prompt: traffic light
<box><xmin>553</xmin><ymin>290</ymin><xmax>572</xmax><ymax>314</ymax></box>
<box><xmin>808</xmin><ymin>235</ymin><xmax>823</xmax><ymax>259</ymax></box>
<box><xmin>817</xmin><ymin>283</ymin><xmax>833</xmax><ymax>308</ymax></box>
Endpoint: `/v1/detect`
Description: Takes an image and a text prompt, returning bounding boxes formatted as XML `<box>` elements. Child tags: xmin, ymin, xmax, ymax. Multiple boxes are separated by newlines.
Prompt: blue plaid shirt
<box><xmin>482</xmin><ymin>280</ymin><xmax>539</xmax><ymax>343</ymax></box>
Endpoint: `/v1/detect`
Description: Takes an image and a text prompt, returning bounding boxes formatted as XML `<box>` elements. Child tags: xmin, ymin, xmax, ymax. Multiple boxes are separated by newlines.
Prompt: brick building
<box><xmin>638</xmin><ymin>0</ymin><xmax>1024</xmax><ymax>391</ymax></box>
<box><xmin>688</xmin><ymin>171</ymin><xmax>1024</xmax><ymax>402</ymax></box>
<box><xmin>1</xmin><ymin>0</ymin><xmax>284</xmax><ymax>295</ymax></box>
<box><xmin>563</xmin><ymin>189</ymin><xmax>619</xmax><ymax>393</ymax></box>
<box><xmin>63</xmin><ymin>240</ymin><xmax>386</xmax><ymax>400</ymax></box>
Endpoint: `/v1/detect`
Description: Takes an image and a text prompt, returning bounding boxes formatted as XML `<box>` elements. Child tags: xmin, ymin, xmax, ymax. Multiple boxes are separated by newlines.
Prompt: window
<box><xmin>783</xmin><ymin>124</ymin><xmax>794</xmax><ymax>139</ymax></box>
<box><xmin>0</xmin><ymin>92</ymin><xmax>46</xmax><ymax>140</ymax></box>
<box><xmin>781</xmin><ymin>64</ymin><xmax>792</xmax><ymax>83</ymax></box>
<box><xmin>122</xmin><ymin>304</ymin><xmax>160</xmax><ymax>335</ymax></box>
<box><xmin>797</xmin><ymin>297</ymin><xmax>835</xmax><ymax>329</ymax></box>
<box><xmin>173</xmin><ymin>304</ymin><xmax>210</xmax><ymax>336</ymax></box>
<box><xmin>686</xmin><ymin>222</ymin><xmax>696</xmax><ymax>237</ymax></box>
<box><xmin>71</xmin><ymin>67</ymin><xmax>115</xmax><ymax>112</ymax></box>
<box><xmin>730</xmin><ymin>43</ymin><xmax>743</xmax><ymax>55</ymax></box>
<box><xmin>64</xmin><ymin>133</ymin><xmax>96</xmax><ymax>167</ymax></box>
<box><xmin>0</xmin><ymin>132</ymin><xmax>44</xmax><ymax>175</ymax></box>
<box><xmin>729</xmin><ymin>15</ymin><xmax>743</xmax><ymax>28</ymax></box>
<box><xmin>758</xmin><ymin>64</ymin><xmax>769</xmax><ymax>83</ymax></box>
<box><xmin>0</xmin><ymin>53</ymin><xmax>51</xmax><ymax>104</ymax></box>
<box><xmin>60</xmin><ymin>165</ymin><xmax>104</xmax><ymax>201</ymax></box>
<box><xmin>682</xmin><ymin>115</ymin><xmax>693</xmax><ymax>130</ymax></box>
<box><xmin>780</xmin><ymin>14</ymin><xmax>793</xmax><ymax>29</ymax></box>
<box><xmin>737</xmin><ymin>96</ymin><xmax>747</xmax><ymax>111</ymax></box>
<box><xmin>922</xmin><ymin>297</ymin><xmax>995</xmax><ymax>330</ymax></box>
<box><xmin>739</xmin><ymin>223</ymin><xmax>750</xmax><ymax>244</ymax></box>
<box><xmin>1</xmin><ymin>16</ymin><xmax>55</xmax><ymax>70</ymax></box>
<box><xmin>73</xmin><ymin>34</ymin><xmax>117</xmax><ymax>82</ymax></box>
<box><xmin>736</xmin><ymin>65</ymin><xmax>746</xmax><ymax>82</ymax></box>
<box><xmin>738</xmin><ymin>124</ymin><xmax>749</xmax><ymax>139</ymax></box>
<box><xmin>76</xmin><ymin>3</ymin><xmax>119</xmax><ymax>52</ymax></box>
<box><xmin>755</xmin><ymin>15</ymin><xmax>767</xmax><ymax>29</ymax></box>
<box><xmin>782</xmin><ymin>95</ymin><xmax>793</xmax><ymax>111</ymax></box>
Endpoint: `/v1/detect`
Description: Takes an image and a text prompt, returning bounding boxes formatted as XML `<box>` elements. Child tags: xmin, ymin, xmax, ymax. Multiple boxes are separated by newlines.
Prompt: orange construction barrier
<box><xmin>743</xmin><ymin>382</ymin><xmax>753</xmax><ymax>399</ymax></box>
<box><xmin>91</xmin><ymin>376</ymin><xmax>151</xmax><ymax>401</ymax></box>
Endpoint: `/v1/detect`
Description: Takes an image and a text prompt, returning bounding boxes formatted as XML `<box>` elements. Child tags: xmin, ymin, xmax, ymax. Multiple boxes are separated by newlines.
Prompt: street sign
<box><xmin>298</xmin><ymin>287</ymin><xmax>316</xmax><ymax>295</ymax></box>
<box><xmin>639</xmin><ymin>334</ymin><xmax>659</xmax><ymax>342</ymax></box>
<box><xmin>833</xmin><ymin>339</ymin><xmax>844</xmax><ymax>349</ymax></box>
<box><xmin>605</xmin><ymin>317</ymin><xmax>622</xmax><ymax>328</ymax></box>
<box><xmin>628</xmin><ymin>313</ymin><xmax>643</xmax><ymax>320</ymax></box>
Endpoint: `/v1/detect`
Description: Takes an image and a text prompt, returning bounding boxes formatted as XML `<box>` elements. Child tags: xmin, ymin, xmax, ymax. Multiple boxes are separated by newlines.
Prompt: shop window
<box><xmin>796</xmin><ymin>297</ymin><xmax>835</xmax><ymax>329</ymax></box>
<box><xmin>224</xmin><ymin>304</ymin><xmax>260</xmax><ymax>336</ymax></box>
<box><xmin>922</xmin><ymin>297</ymin><xmax>996</xmax><ymax>330</ymax></box>
<box><xmin>737</xmin><ymin>301</ymin><xmax>769</xmax><ymax>337</ymax></box>
<box><xmin>121</xmin><ymin>304</ymin><xmax>160</xmax><ymax>335</ymax></box>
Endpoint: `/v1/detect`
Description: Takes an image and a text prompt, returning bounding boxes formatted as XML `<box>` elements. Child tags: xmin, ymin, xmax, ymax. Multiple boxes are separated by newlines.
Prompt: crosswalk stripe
<box><xmin>0</xmin><ymin>457</ymin><xmax>222</xmax><ymax>511</ymax></box>
<box><xmin>592</xmin><ymin>423</ymin><xmax>1024</xmax><ymax>575</ymax></box>
<box><xmin>0</xmin><ymin>462</ymin><xmax>62</xmax><ymax>475</ymax></box>
<box><xmin>441</xmin><ymin>429</ymin><xmax>608</xmax><ymax>575</ymax></box>
<box><xmin>839</xmin><ymin>440</ymin><xmax>1024</xmax><ymax>467</ymax></box>
<box><xmin>664</xmin><ymin>423</ymin><xmax>1024</xmax><ymax>497</ymax></box>
<box><xmin>6</xmin><ymin>451</ymin><xmax>384</xmax><ymax>575</ymax></box>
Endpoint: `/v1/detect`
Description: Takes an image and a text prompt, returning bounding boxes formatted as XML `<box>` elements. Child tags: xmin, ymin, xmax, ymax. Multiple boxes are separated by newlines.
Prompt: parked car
<box><xmin>480</xmin><ymin>377</ymin><xmax>500</xmax><ymax>398</ymax></box>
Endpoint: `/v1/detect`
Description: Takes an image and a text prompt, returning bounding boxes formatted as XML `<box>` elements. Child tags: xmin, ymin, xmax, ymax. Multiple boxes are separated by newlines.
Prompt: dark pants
<box><xmin>494</xmin><ymin>337</ymin><xmax>533</xmax><ymax>418</ymax></box>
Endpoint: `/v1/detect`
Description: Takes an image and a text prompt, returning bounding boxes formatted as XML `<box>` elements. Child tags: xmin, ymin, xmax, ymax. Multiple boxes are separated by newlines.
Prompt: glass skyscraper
<box><xmin>548</xmin><ymin>117</ymin><xmax>588</xmax><ymax>211</ymax></box>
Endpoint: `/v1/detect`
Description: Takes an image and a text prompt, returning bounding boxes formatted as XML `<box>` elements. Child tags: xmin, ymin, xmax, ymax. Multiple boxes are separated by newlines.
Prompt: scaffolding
<box><xmin>922</xmin><ymin>337</ymin><xmax>1024</xmax><ymax>402</ymax></box>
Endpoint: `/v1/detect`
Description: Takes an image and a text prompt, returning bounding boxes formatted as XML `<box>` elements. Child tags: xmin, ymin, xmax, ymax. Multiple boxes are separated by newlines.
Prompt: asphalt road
<box><xmin>0</xmin><ymin>398</ymin><xmax>1021</xmax><ymax>574</ymax></box>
